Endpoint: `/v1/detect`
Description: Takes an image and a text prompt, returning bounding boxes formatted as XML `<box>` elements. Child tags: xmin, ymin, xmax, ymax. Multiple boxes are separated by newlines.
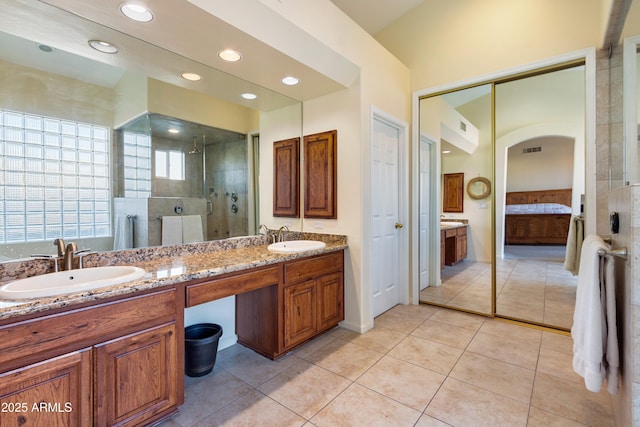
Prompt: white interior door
<box><xmin>371</xmin><ymin>115</ymin><xmax>401</xmax><ymax>317</ymax></box>
<box><xmin>419</xmin><ymin>138</ymin><xmax>431</xmax><ymax>290</ymax></box>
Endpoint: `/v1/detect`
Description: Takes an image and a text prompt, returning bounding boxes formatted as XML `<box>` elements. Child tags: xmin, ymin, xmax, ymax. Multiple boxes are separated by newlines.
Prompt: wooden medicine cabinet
<box><xmin>273</xmin><ymin>137</ymin><xmax>300</xmax><ymax>217</ymax></box>
<box><xmin>304</xmin><ymin>130</ymin><xmax>337</xmax><ymax>218</ymax></box>
<box><xmin>443</xmin><ymin>172</ymin><xmax>464</xmax><ymax>213</ymax></box>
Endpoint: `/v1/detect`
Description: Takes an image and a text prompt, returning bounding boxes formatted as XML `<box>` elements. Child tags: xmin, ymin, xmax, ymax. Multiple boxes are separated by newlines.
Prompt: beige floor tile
<box><xmin>196</xmin><ymin>389</ymin><xmax>306</xmax><ymax>427</ymax></box>
<box><xmin>449</xmin><ymin>352</ymin><xmax>535</xmax><ymax>404</ymax></box>
<box><xmin>356</xmin><ymin>355</ymin><xmax>445</xmax><ymax>411</ymax></box>
<box><xmin>541</xmin><ymin>331</ymin><xmax>573</xmax><ymax>354</ymax></box>
<box><xmin>411</xmin><ymin>319</ymin><xmax>477</xmax><ymax>349</ymax></box>
<box><xmin>527</xmin><ymin>407</ymin><xmax>587</xmax><ymax>427</ymax></box>
<box><xmin>387</xmin><ymin>335</ymin><xmax>462</xmax><ymax>375</ymax></box>
<box><xmin>466</xmin><ymin>331</ymin><xmax>540</xmax><ymax>370</ymax></box>
<box><xmin>414</xmin><ymin>414</ymin><xmax>452</xmax><ymax>427</ymax></box>
<box><xmin>531</xmin><ymin>372</ymin><xmax>615</xmax><ymax>426</ymax></box>
<box><xmin>341</xmin><ymin>326</ymin><xmax>406</xmax><ymax>353</ymax></box>
<box><xmin>174</xmin><ymin>367</ymin><xmax>254</xmax><ymax>426</ymax></box>
<box><xmin>425</xmin><ymin>377</ymin><xmax>529</xmax><ymax>427</ymax></box>
<box><xmin>291</xmin><ymin>333</ymin><xmax>337</xmax><ymax>359</ymax></box>
<box><xmin>477</xmin><ymin>318</ymin><xmax>543</xmax><ymax>344</ymax></box>
<box><xmin>388</xmin><ymin>303</ymin><xmax>439</xmax><ymax>319</ymax></box>
<box><xmin>536</xmin><ymin>346</ymin><xmax>583</xmax><ymax>383</ymax></box>
<box><xmin>310</xmin><ymin>383</ymin><xmax>421</xmax><ymax>427</ymax></box>
<box><xmin>373</xmin><ymin>309</ymin><xmax>426</xmax><ymax>334</ymax></box>
<box><xmin>428</xmin><ymin>308</ymin><xmax>485</xmax><ymax>331</ymax></box>
<box><xmin>217</xmin><ymin>347</ymin><xmax>302</xmax><ymax>387</ymax></box>
<box><xmin>258</xmin><ymin>360</ymin><xmax>350</xmax><ymax>419</ymax></box>
<box><xmin>305</xmin><ymin>339</ymin><xmax>383</xmax><ymax>380</ymax></box>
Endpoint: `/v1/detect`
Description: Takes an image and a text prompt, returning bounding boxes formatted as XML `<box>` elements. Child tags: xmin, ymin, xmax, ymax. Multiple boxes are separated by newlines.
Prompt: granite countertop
<box><xmin>0</xmin><ymin>233</ymin><xmax>347</xmax><ymax>322</ymax></box>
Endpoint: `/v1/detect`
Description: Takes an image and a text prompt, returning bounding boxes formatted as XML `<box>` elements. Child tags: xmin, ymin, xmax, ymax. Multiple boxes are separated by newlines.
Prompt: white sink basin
<box><xmin>0</xmin><ymin>266</ymin><xmax>146</xmax><ymax>300</ymax></box>
<box><xmin>268</xmin><ymin>240</ymin><xmax>326</xmax><ymax>254</ymax></box>
<box><xmin>440</xmin><ymin>221</ymin><xmax>464</xmax><ymax>227</ymax></box>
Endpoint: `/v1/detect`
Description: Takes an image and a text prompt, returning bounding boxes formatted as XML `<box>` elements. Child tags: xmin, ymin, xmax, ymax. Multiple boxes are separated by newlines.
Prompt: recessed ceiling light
<box><xmin>168</xmin><ymin>128</ymin><xmax>179</xmax><ymax>134</ymax></box>
<box><xmin>88</xmin><ymin>40</ymin><xmax>118</xmax><ymax>54</ymax></box>
<box><xmin>241</xmin><ymin>93</ymin><xmax>257</xmax><ymax>100</ymax></box>
<box><xmin>181</xmin><ymin>72</ymin><xmax>201</xmax><ymax>81</ymax></box>
<box><xmin>120</xmin><ymin>3</ymin><xmax>154</xmax><ymax>22</ymax></box>
<box><xmin>281</xmin><ymin>76</ymin><xmax>300</xmax><ymax>86</ymax></box>
<box><xmin>442</xmin><ymin>150</ymin><xmax>451</xmax><ymax>154</ymax></box>
<box><xmin>218</xmin><ymin>49</ymin><xmax>242</xmax><ymax>62</ymax></box>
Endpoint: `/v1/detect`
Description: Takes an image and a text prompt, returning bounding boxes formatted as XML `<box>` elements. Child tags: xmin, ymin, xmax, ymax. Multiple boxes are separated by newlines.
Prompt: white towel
<box><xmin>161</xmin><ymin>216</ymin><xmax>183</xmax><ymax>246</ymax></box>
<box><xmin>564</xmin><ymin>215</ymin><xmax>584</xmax><ymax>275</ymax></box>
<box><xmin>571</xmin><ymin>234</ymin><xmax>619</xmax><ymax>394</ymax></box>
<box><xmin>113</xmin><ymin>214</ymin><xmax>133</xmax><ymax>250</ymax></box>
<box><xmin>182</xmin><ymin>215</ymin><xmax>204</xmax><ymax>244</ymax></box>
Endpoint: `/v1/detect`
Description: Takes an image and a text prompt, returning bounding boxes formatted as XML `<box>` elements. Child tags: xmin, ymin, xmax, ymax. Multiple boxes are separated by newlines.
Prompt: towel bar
<box><xmin>598</xmin><ymin>247</ymin><xmax>628</xmax><ymax>260</ymax></box>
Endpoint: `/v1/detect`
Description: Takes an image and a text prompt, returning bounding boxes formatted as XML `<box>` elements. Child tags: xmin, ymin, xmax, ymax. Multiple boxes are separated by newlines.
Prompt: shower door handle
<box><xmin>206</xmin><ymin>200</ymin><xmax>213</xmax><ymax>215</ymax></box>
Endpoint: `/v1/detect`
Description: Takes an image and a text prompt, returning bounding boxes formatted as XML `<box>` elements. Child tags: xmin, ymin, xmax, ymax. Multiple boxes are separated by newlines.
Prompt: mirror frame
<box><xmin>466</xmin><ymin>177</ymin><xmax>491</xmax><ymax>200</ymax></box>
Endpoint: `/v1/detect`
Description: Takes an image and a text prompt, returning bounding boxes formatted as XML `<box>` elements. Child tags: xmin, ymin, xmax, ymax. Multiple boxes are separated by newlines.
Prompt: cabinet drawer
<box><xmin>457</xmin><ymin>227</ymin><xmax>467</xmax><ymax>236</ymax></box>
<box><xmin>444</xmin><ymin>228</ymin><xmax>457</xmax><ymax>238</ymax></box>
<box><xmin>0</xmin><ymin>289</ymin><xmax>177</xmax><ymax>372</ymax></box>
<box><xmin>284</xmin><ymin>251</ymin><xmax>343</xmax><ymax>284</ymax></box>
<box><xmin>186</xmin><ymin>266</ymin><xmax>280</xmax><ymax>306</ymax></box>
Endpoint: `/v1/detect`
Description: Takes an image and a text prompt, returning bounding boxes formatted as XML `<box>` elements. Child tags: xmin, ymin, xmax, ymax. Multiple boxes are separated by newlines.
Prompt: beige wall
<box><xmin>376</xmin><ymin>0</ymin><xmax>603</xmax><ymax>91</ymax></box>
<box><xmin>261</xmin><ymin>0</ymin><xmax>411</xmax><ymax>331</ymax></box>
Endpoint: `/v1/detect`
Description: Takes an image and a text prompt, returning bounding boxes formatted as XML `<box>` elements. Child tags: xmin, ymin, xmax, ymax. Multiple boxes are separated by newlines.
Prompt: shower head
<box><xmin>189</xmin><ymin>136</ymin><xmax>201</xmax><ymax>154</ymax></box>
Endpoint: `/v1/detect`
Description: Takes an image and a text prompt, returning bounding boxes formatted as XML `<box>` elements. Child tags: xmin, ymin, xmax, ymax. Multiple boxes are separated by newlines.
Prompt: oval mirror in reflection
<box><xmin>466</xmin><ymin>177</ymin><xmax>491</xmax><ymax>200</ymax></box>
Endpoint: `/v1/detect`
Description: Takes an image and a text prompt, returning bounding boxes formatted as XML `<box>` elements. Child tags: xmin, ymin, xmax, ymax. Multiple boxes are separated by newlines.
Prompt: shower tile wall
<box><xmin>206</xmin><ymin>139</ymin><xmax>248</xmax><ymax>240</ymax></box>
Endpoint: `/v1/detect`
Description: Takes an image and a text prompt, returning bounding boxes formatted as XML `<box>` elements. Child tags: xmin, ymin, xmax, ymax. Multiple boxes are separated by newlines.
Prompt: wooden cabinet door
<box><xmin>0</xmin><ymin>349</ymin><xmax>92</xmax><ymax>427</ymax></box>
<box><xmin>304</xmin><ymin>130</ymin><xmax>337</xmax><ymax>218</ymax></box>
<box><xmin>443</xmin><ymin>173</ymin><xmax>464</xmax><ymax>213</ymax></box>
<box><xmin>273</xmin><ymin>138</ymin><xmax>300</xmax><ymax>217</ymax></box>
<box><xmin>94</xmin><ymin>323</ymin><xmax>178</xmax><ymax>427</ymax></box>
<box><xmin>456</xmin><ymin>230</ymin><xmax>467</xmax><ymax>261</ymax></box>
<box><xmin>284</xmin><ymin>281</ymin><xmax>317</xmax><ymax>348</ymax></box>
<box><xmin>316</xmin><ymin>272</ymin><xmax>344</xmax><ymax>331</ymax></box>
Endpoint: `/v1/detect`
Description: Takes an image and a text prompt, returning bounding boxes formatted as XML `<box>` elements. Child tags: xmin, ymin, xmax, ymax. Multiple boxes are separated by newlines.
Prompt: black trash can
<box><xmin>185</xmin><ymin>323</ymin><xmax>223</xmax><ymax>377</ymax></box>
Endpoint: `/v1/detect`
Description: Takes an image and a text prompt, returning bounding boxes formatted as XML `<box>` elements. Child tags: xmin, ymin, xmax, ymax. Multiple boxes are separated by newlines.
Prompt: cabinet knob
<box><xmin>395</xmin><ymin>223</ymin><xmax>404</xmax><ymax>229</ymax></box>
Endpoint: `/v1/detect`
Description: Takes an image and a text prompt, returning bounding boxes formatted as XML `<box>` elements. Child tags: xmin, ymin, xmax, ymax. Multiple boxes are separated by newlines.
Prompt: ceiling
<box><xmin>330</xmin><ymin>0</ymin><xmax>424</xmax><ymax>35</ymax></box>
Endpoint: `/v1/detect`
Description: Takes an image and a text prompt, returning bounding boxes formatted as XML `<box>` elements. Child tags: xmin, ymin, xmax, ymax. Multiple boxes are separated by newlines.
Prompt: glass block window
<box><xmin>122</xmin><ymin>131</ymin><xmax>151</xmax><ymax>198</ymax></box>
<box><xmin>0</xmin><ymin>109</ymin><xmax>111</xmax><ymax>243</ymax></box>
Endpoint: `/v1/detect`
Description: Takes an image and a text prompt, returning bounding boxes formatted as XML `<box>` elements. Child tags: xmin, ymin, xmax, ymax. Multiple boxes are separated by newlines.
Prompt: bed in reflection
<box><xmin>504</xmin><ymin>188</ymin><xmax>573</xmax><ymax>245</ymax></box>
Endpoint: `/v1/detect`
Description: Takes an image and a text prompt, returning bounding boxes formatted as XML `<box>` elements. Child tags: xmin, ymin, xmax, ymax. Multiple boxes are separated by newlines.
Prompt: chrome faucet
<box><xmin>63</xmin><ymin>242</ymin><xmax>78</xmax><ymax>271</ymax></box>
<box><xmin>276</xmin><ymin>225</ymin><xmax>289</xmax><ymax>243</ymax></box>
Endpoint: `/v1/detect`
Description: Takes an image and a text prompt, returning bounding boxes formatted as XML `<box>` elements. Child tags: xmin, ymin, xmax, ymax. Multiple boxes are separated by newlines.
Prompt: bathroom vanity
<box><xmin>0</xmin><ymin>234</ymin><xmax>346</xmax><ymax>427</ymax></box>
<box><xmin>440</xmin><ymin>222</ymin><xmax>468</xmax><ymax>267</ymax></box>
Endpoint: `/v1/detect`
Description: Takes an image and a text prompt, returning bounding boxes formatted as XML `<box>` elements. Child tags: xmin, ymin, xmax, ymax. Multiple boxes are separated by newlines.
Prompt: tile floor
<box><xmin>420</xmin><ymin>254</ymin><xmax>577</xmax><ymax>329</ymax></box>
<box><xmin>158</xmin><ymin>304</ymin><xmax>615</xmax><ymax>427</ymax></box>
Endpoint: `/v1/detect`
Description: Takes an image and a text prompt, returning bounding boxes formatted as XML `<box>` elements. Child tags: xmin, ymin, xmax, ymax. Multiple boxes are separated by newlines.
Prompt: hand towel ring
<box><xmin>467</xmin><ymin>177</ymin><xmax>491</xmax><ymax>200</ymax></box>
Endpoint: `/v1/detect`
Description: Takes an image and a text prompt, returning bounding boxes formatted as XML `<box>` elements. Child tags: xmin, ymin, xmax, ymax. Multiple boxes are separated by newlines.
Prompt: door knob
<box><xmin>395</xmin><ymin>223</ymin><xmax>404</xmax><ymax>229</ymax></box>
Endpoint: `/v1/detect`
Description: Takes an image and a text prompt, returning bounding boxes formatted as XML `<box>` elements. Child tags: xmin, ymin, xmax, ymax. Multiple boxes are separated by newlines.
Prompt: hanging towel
<box><xmin>571</xmin><ymin>234</ymin><xmax>619</xmax><ymax>394</ymax></box>
<box><xmin>161</xmin><ymin>216</ymin><xmax>183</xmax><ymax>246</ymax></box>
<box><xmin>113</xmin><ymin>214</ymin><xmax>133</xmax><ymax>250</ymax></box>
<box><xmin>182</xmin><ymin>215</ymin><xmax>204</xmax><ymax>244</ymax></box>
<box><xmin>564</xmin><ymin>215</ymin><xmax>584</xmax><ymax>275</ymax></box>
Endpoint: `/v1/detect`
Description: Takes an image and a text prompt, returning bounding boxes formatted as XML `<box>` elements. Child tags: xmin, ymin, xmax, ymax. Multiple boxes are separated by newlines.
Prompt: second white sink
<box><xmin>268</xmin><ymin>240</ymin><xmax>326</xmax><ymax>254</ymax></box>
<box><xmin>440</xmin><ymin>221</ymin><xmax>464</xmax><ymax>227</ymax></box>
<box><xmin>0</xmin><ymin>266</ymin><xmax>146</xmax><ymax>300</ymax></box>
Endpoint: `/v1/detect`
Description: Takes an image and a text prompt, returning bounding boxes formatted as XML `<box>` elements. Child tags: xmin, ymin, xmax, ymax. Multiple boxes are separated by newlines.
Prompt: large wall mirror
<box><xmin>0</xmin><ymin>0</ymin><xmax>302</xmax><ymax>259</ymax></box>
<box><xmin>418</xmin><ymin>60</ymin><xmax>589</xmax><ymax>331</ymax></box>
<box><xmin>624</xmin><ymin>34</ymin><xmax>640</xmax><ymax>185</ymax></box>
<box><xmin>419</xmin><ymin>84</ymin><xmax>493</xmax><ymax>316</ymax></box>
